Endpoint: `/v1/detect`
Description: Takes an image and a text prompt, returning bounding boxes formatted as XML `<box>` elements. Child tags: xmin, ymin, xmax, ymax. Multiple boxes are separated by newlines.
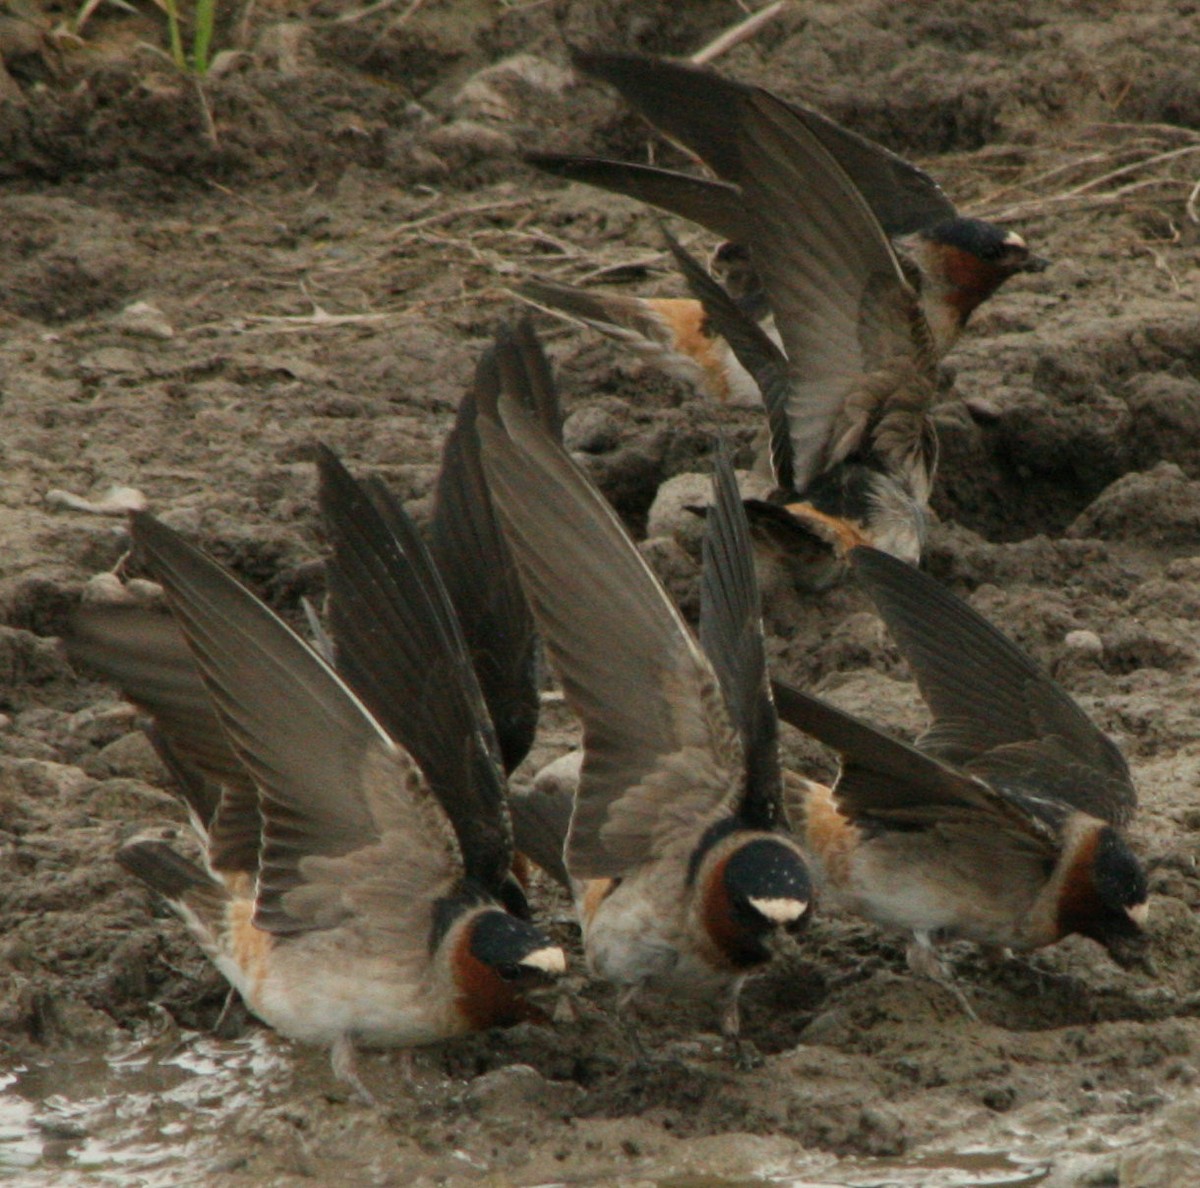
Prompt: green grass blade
<box><xmin>192</xmin><ymin>0</ymin><xmax>216</xmax><ymax>76</ymax></box>
<box><xmin>161</xmin><ymin>0</ymin><xmax>187</xmax><ymax>71</ymax></box>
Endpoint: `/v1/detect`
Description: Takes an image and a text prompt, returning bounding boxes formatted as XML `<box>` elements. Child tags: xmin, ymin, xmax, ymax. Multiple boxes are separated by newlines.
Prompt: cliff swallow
<box><xmin>527</xmin><ymin>54</ymin><xmax>1049</xmax><ymax>584</ymax></box>
<box><xmin>527</xmin><ymin>51</ymin><xmax>1046</xmax><ymax>375</ymax></box>
<box><xmin>67</xmin><ymin>329</ymin><xmax>560</xmax><ymax>942</ymax></box>
<box><xmin>772</xmin><ymin>545</ymin><xmax>1149</xmax><ymax>985</ymax></box>
<box><xmin>67</xmin><ymin>506</ymin><xmax>565</xmax><ymax>1098</ymax></box>
<box><xmin>476</xmin><ymin>321</ymin><xmax>812</xmax><ymax>1036</ymax></box>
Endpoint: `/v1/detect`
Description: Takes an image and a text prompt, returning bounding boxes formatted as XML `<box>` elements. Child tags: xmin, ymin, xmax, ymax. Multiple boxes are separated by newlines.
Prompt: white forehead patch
<box><xmin>1002</xmin><ymin>230</ymin><xmax>1028</xmax><ymax>249</ymax></box>
<box><xmin>520</xmin><ymin>946</ymin><xmax>567</xmax><ymax>974</ymax></box>
<box><xmin>1126</xmin><ymin>901</ymin><xmax>1150</xmax><ymax>926</ymax></box>
<box><xmin>749</xmin><ymin>896</ymin><xmax>808</xmax><ymax>924</ymax></box>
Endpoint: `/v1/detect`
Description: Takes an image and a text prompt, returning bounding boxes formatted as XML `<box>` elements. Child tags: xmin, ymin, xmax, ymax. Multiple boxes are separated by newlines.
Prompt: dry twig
<box><xmin>333</xmin><ymin>0</ymin><xmax>426</xmax><ymax>27</ymax></box>
<box><xmin>690</xmin><ymin>1</ymin><xmax>788</xmax><ymax>66</ymax></box>
<box><xmin>973</xmin><ymin>132</ymin><xmax>1200</xmax><ymax>223</ymax></box>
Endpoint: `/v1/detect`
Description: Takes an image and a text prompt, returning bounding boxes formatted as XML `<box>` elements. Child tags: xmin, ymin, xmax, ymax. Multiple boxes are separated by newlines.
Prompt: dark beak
<box><xmin>1020</xmin><ymin>254</ymin><xmax>1052</xmax><ymax>273</ymax></box>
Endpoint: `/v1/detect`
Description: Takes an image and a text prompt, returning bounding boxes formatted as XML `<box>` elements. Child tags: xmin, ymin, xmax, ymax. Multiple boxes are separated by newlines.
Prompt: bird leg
<box><xmin>906</xmin><ymin>933</ymin><xmax>978</xmax><ymax>1022</ymax></box>
<box><xmin>719</xmin><ymin>976</ymin><xmax>762</xmax><ymax>1070</ymax></box>
<box><xmin>330</xmin><ymin>1033</ymin><xmax>378</xmax><ymax>1106</ymax></box>
<box><xmin>615</xmin><ymin>985</ymin><xmax>652</xmax><ymax>1066</ymax></box>
<box><xmin>211</xmin><ymin>987</ymin><xmax>250</xmax><ymax>1039</ymax></box>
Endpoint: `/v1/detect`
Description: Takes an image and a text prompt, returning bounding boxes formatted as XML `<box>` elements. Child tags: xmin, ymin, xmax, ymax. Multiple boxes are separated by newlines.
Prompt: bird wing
<box><xmin>428</xmin><ymin>342</ymin><xmax>552</xmax><ymax>777</ymax></box>
<box><xmin>65</xmin><ymin>601</ymin><xmax>261</xmax><ymax>878</ymax></box>
<box><xmin>527</xmin><ymin>153</ymin><xmax>747</xmax><ymax>242</ymax></box>
<box><xmin>734</xmin><ymin>88</ymin><xmax>935</xmax><ymax>493</ymax></box>
<box><xmin>699</xmin><ymin>442</ymin><xmax>783</xmax><ymax>829</ymax></box>
<box><xmin>476</xmin><ymin>322</ymin><xmax>743</xmax><ymax>880</ymax></box>
<box><xmin>849</xmin><ymin>546</ymin><xmax>1137</xmax><ymax>826</ymax></box>
<box><xmin>571</xmin><ymin>51</ymin><xmax>957</xmax><ymax>237</ymax></box>
<box><xmin>130</xmin><ymin>512</ymin><xmax>460</xmax><ymax>942</ymax></box>
<box><xmin>317</xmin><ymin>445</ymin><xmax>517</xmax><ymax>901</ymax></box>
<box><xmin>509</xmin><ymin>777</ymin><xmax>575</xmax><ymax>890</ymax></box>
<box><xmin>771</xmin><ymin>678</ymin><xmax>1059</xmax><ymax>859</ymax></box>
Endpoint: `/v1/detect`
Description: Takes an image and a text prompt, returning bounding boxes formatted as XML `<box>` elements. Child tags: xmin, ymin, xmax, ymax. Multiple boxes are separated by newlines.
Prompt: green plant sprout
<box><xmin>159</xmin><ymin>0</ymin><xmax>217</xmax><ymax>76</ymax></box>
<box><xmin>73</xmin><ymin>0</ymin><xmax>217</xmax><ymax>77</ymax></box>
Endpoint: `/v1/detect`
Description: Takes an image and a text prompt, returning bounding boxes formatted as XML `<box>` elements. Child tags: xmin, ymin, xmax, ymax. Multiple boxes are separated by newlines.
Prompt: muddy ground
<box><xmin>3</xmin><ymin>1</ymin><xmax>1200</xmax><ymax>1184</ymax></box>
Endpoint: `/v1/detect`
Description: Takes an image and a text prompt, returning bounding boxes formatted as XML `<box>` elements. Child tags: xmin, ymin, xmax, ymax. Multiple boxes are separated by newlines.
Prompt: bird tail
<box><xmin>118</xmin><ymin>837</ymin><xmax>234</xmax><ymax>951</ymax></box>
<box><xmin>515</xmin><ymin>279</ymin><xmax>741</xmax><ymax>403</ymax></box>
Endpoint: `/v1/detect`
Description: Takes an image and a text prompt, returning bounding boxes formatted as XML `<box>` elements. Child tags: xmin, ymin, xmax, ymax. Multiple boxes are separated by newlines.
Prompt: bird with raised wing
<box><xmin>526</xmin><ymin>54</ymin><xmax>1049</xmax><ymax>585</ymax></box>
<box><xmin>67</xmin><ymin>504</ymin><xmax>564</xmax><ymax>1099</ymax></box>
<box><xmin>524</xmin><ymin>50</ymin><xmax>1045</xmax><ymax>399</ymax></box>
<box><xmin>772</xmin><ymin>546</ymin><xmax>1149</xmax><ymax>987</ymax></box>
<box><xmin>477</xmin><ymin>321</ymin><xmax>812</xmax><ymax>1038</ymax></box>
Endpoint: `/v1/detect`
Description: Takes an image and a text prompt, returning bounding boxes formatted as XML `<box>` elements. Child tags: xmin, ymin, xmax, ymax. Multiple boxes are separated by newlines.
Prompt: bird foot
<box><xmin>906</xmin><ymin>938</ymin><xmax>978</xmax><ymax>1022</ymax></box>
<box><xmin>728</xmin><ymin>1036</ymin><xmax>764</xmax><ymax>1072</ymax></box>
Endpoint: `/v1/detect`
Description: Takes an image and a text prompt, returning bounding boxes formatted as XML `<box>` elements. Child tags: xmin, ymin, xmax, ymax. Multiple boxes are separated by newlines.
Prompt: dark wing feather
<box><xmin>571</xmin><ymin>51</ymin><xmax>957</xmax><ymax>236</ymax></box>
<box><xmin>527</xmin><ymin>153</ymin><xmax>747</xmax><ymax>243</ymax></box>
<box><xmin>129</xmin><ymin>511</ymin><xmax>457</xmax><ymax>936</ymax></box>
<box><xmin>509</xmin><ymin>781</ymin><xmax>574</xmax><ymax>890</ymax></box>
<box><xmin>699</xmin><ymin>442</ymin><xmax>782</xmax><ymax>829</ymax></box>
<box><xmin>65</xmin><ymin>602</ymin><xmax>260</xmax><ymax>876</ymax></box>
<box><xmin>142</xmin><ymin>722</ymin><xmax>220</xmax><ymax>832</ymax></box>
<box><xmin>316</xmin><ymin>445</ymin><xmax>514</xmax><ymax>896</ymax></box>
<box><xmin>143</xmin><ymin>725</ymin><xmax>263</xmax><ymax>878</ymax></box>
<box><xmin>771</xmin><ymin>678</ymin><xmax>1057</xmax><ymax>854</ymax></box>
<box><xmin>477</xmin><ymin>322</ymin><xmax>742</xmax><ymax>879</ymax></box>
<box><xmin>848</xmin><ymin>546</ymin><xmax>1136</xmax><ymax>825</ymax></box>
<box><xmin>428</xmin><ymin>353</ymin><xmax>542</xmax><ymax>777</ymax></box>
<box><xmin>734</xmin><ymin>88</ymin><xmax>933</xmax><ymax>493</ymax></box>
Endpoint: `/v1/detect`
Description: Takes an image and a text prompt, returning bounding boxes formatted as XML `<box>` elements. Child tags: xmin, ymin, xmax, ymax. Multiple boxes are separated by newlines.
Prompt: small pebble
<box><xmin>113</xmin><ymin>300</ymin><xmax>174</xmax><ymax>340</ymax></box>
<box><xmin>1064</xmin><ymin>629</ymin><xmax>1103</xmax><ymax>656</ymax></box>
<box><xmin>46</xmin><ymin>485</ymin><xmax>148</xmax><ymax>516</ymax></box>
<box><xmin>563</xmin><ymin>405</ymin><xmax>620</xmax><ymax>454</ymax></box>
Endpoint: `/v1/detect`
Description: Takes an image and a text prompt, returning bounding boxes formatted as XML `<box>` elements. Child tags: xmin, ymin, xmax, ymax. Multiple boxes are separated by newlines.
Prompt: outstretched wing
<box><xmin>527</xmin><ymin>153</ymin><xmax>747</xmax><ymax>242</ymax></box>
<box><xmin>571</xmin><ymin>51</ymin><xmax>957</xmax><ymax>237</ymax></box>
<box><xmin>771</xmin><ymin>678</ymin><xmax>1059</xmax><ymax>859</ymax></box>
<box><xmin>477</xmin><ymin>321</ymin><xmax>742</xmax><ymax>879</ymax></box>
<box><xmin>734</xmin><ymin>88</ymin><xmax>935</xmax><ymax>493</ymax></box>
<box><xmin>699</xmin><ymin>442</ymin><xmax>782</xmax><ymax>829</ymax></box>
<box><xmin>130</xmin><ymin>513</ymin><xmax>459</xmax><ymax>940</ymax></box>
<box><xmin>317</xmin><ymin>446</ymin><xmax>516</xmax><ymax>899</ymax></box>
<box><xmin>849</xmin><ymin>547</ymin><xmax>1136</xmax><ymax>826</ymax></box>
<box><xmin>65</xmin><ymin>601</ymin><xmax>260</xmax><ymax>878</ymax></box>
<box><xmin>428</xmin><ymin>341</ymin><xmax>553</xmax><ymax>777</ymax></box>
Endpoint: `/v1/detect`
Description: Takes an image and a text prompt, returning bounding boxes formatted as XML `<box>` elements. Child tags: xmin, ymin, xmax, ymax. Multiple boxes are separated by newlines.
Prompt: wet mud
<box><xmin>3</xmin><ymin>1</ymin><xmax>1200</xmax><ymax>1184</ymax></box>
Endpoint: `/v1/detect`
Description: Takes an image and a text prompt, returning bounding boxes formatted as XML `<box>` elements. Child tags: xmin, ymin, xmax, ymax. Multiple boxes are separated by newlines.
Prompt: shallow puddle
<box><xmin>1</xmin><ymin>1029</ymin><xmax>292</xmax><ymax>1185</ymax></box>
<box><xmin>653</xmin><ymin>1150</ymin><xmax>1048</xmax><ymax>1188</ymax></box>
<box><xmin>0</xmin><ymin>1030</ymin><xmax>1060</xmax><ymax>1187</ymax></box>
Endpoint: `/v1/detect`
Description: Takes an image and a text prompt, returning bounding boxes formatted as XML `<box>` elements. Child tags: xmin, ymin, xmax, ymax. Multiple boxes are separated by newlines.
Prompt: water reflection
<box><xmin>1</xmin><ymin>1029</ymin><xmax>291</xmax><ymax>1186</ymax></box>
<box><xmin>2</xmin><ymin>1035</ymin><xmax>1052</xmax><ymax>1188</ymax></box>
<box><xmin>653</xmin><ymin>1149</ymin><xmax>1049</xmax><ymax>1186</ymax></box>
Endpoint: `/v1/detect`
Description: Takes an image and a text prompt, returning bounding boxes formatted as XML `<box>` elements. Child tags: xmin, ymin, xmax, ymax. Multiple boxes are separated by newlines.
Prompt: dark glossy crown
<box><xmin>724</xmin><ymin>837</ymin><xmax>812</xmax><ymax>917</ymax></box>
<box><xmin>469</xmin><ymin>907</ymin><xmax>558</xmax><ymax>979</ymax></box>
<box><xmin>925</xmin><ymin>216</ymin><xmax>1029</xmax><ymax>263</ymax></box>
